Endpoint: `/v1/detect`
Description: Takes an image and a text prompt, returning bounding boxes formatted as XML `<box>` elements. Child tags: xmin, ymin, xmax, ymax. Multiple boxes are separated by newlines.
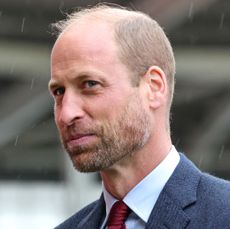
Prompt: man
<box><xmin>49</xmin><ymin>4</ymin><xmax>230</xmax><ymax>229</ymax></box>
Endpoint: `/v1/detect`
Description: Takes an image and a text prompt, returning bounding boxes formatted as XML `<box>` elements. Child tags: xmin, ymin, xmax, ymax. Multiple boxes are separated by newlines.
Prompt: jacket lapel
<box><xmin>77</xmin><ymin>194</ymin><xmax>106</xmax><ymax>229</ymax></box>
<box><xmin>146</xmin><ymin>191</ymin><xmax>190</xmax><ymax>229</ymax></box>
<box><xmin>146</xmin><ymin>154</ymin><xmax>201</xmax><ymax>229</ymax></box>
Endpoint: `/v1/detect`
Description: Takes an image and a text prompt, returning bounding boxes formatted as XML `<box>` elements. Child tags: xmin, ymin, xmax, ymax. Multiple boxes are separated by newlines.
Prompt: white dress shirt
<box><xmin>101</xmin><ymin>145</ymin><xmax>180</xmax><ymax>229</ymax></box>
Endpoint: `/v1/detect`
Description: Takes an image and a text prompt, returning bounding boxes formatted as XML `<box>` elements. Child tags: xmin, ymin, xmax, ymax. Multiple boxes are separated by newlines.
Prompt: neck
<box><xmin>100</xmin><ymin>132</ymin><xmax>172</xmax><ymax>199</ymax></box>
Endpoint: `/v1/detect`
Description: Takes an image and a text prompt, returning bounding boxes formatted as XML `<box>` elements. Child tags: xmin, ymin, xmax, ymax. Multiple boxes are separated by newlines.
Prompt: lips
<box><xmin>69</xmin><ymin>133</ymin><xmax>94</xmax><ymax>141</ymax></box>
<box><xmin>66</xmin><ymin>133</ymin><xmax>96</xmax><ymax>148</ymax></box>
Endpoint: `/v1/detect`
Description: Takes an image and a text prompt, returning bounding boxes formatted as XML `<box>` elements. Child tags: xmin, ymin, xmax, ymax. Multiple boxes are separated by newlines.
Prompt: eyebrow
<box><xmin>48</xmin><ymin>70</ymin><xmax>107</xmax><ymax>91</ymax></box>
<box><xmin>48</xmin><ymin>79</ymin><xmax>61</xmax><ymax>91</ymax></box>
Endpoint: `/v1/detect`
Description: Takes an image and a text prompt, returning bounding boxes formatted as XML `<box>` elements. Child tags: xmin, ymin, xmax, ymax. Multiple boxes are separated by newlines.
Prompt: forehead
<box><xmin>51</xmin><ymin>20</ymin><xmax>119</xmax><ymax>68</ymax></box>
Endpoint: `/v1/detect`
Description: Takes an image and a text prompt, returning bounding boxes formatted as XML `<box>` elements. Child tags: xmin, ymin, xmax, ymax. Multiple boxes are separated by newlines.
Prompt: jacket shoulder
<box><xmin>170</xmin><ymin>153</ymin><xmax>230</xmax><ymax>227</ymax></box>
<box><xmin>192</xmin><ymin>172</ymin><xmax>230</xmax><ymax>227</ymax></box>
<box><xmin>199</xmin><ymin>172</ymin><xmax>230</xmax><ymax>208</ymax></box>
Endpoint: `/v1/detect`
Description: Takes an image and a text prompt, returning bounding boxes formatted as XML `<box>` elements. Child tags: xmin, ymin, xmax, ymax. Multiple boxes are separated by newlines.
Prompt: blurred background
<box><xmin>0</xmin><ymin>0</ymin><xmax>229</xmax><ymax>228</ymax></box>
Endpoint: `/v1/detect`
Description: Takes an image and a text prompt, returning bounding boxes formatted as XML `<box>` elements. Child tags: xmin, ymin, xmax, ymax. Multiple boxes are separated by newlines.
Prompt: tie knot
<box><xmin>107</xmin><ymin>200</ymin><xmax>130</xmax><ymax>229</ymax></box>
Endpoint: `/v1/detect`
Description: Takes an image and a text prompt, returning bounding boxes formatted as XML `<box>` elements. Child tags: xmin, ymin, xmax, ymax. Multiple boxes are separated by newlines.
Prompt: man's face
<box><xmin>49</xmin><ymin>21</ymin><xmax>152</xmax><ymax>172</ymax></box>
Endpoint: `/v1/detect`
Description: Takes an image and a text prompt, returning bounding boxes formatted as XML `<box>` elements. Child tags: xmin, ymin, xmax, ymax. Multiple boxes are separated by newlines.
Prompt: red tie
<box><xmin>107</xmin><ymin>200</ymin><xmax>130</xmax><ymax>229</ymax></box>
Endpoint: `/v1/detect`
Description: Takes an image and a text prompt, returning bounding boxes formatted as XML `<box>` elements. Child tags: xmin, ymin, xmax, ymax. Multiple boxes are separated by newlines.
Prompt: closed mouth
<box><xmin>66</xmin><ymin>133</ymin><xmax>97</xmax><ymax>148</ymax></box>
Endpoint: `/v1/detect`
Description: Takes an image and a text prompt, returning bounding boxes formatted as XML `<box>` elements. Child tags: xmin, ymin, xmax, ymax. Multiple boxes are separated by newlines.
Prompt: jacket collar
<box><xmin>146</xmin><ymin>153</ymin><xmax>201</xmax><ymax>229</ymax></box>
<box><xmin>77</xmin><ymin>194</ymin><xmax>106</xmax><ymax>229</ymax></box>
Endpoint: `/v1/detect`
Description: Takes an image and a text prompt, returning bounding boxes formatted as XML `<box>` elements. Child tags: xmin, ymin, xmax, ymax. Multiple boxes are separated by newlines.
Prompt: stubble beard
<box><xmin>60</xmin><ymin>94</ymin><xmax>151</xmax><ymax>172</ymax></box>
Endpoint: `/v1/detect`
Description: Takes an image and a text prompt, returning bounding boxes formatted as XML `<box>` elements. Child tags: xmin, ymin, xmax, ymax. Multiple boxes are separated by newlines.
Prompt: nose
<box><xmin>56</xmin><ymin>90</ymin><xmax>85</xmax><ymax>126</ymax></box>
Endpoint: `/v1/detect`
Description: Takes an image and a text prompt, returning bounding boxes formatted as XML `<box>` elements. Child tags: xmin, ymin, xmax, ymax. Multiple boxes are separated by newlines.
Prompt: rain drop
<box><xmin>21</xmin><ymin>17</ymin><xmax>26</xmax><ymax>33</ymax></box>
<box><xmin>198</xmin><ymin>155</ymin><xmax>204</xmax><ymax>169</ymax></box>
<box><xmin>175</xmin><ymin>138</ymin><xmax>180</xmax><ymax>147</ymax></box>
<box><xmin>30</xmin><ymin>78</ymin><xmax>35</xmax><ymax>90</ymax></box>
<box><xmin>14</xmin><ymin>136</ymin><xmax>19</xmax><ymax>146</ymax></box>
<box><xmin>188</xmin><ymin>1</ymin><xmax>194</xmax><ymax>20</ymax></box>
<box><xmin>59</xmin><ymin>1</ymin><xmax>65</xmax><ymax>14</ymax></box>
<box><xmin>218</xmin><ymin>145</ymin><xmax>225</xmax><ymax>160</ymax></box>
<box><xmin>219</xmin><ymin>13</ymin><xmax>225</xmax><ymax>30</ymax></box>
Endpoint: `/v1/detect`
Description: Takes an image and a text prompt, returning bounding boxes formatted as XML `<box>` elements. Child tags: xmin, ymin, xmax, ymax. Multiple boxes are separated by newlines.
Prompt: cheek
<box><xmin>84</xmin><ymin>95</ymin><xmax>112</xmax><ymax>115</ymax></box>
<box><xmin>91</xmin><ymin>98</ymin><xmax>123</xmax><ymax>121</ymax></box>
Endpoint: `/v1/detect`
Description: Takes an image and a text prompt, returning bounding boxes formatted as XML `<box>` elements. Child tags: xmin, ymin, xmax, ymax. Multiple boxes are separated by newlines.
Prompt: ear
<box><xmin>144</xmin><ymin>66</ymin><xmax>168</xmax><ymax>109</ymax></box>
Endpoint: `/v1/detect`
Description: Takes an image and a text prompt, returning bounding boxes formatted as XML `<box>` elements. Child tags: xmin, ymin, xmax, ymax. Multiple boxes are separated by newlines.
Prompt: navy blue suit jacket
<box><xmin>55</xmin><ymin>154</ymin><xmax>230</xmax><ymax>228</ymax></box>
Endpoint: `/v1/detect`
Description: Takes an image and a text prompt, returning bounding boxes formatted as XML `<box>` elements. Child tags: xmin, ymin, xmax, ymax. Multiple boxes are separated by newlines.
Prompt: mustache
<box><xmin>60</xmin><ymin>122</ymin><xmax>104</xmax><ymax>140</ymax></box>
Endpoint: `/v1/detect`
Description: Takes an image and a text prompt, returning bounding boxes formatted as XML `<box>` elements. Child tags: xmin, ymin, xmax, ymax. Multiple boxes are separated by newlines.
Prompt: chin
<box><xmin>70</xmin><ymin>153</ymin><xmax>113</xmax><ymax>173</ymax></box>
<box><xmin>70</xmin><ymin>153</ymin><xmax>99</xmax><ymax>173</ymax></box>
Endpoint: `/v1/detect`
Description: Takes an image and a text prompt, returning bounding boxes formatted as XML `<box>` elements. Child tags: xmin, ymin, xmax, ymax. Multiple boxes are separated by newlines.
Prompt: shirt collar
<box><xmin>102</xmin><ymin>145</ymin><xmax>180</xmax><ymax>223</ymax></box>
<box><xmin>102</xmin><ymin>183</ymin><xmax>117</xmax><ymax>218</ymax></box>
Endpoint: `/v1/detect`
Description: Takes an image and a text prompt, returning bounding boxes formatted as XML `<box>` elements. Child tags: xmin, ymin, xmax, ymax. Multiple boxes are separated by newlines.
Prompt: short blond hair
<box><xmin>52</xmin><ymin>4</ymin><xmax>175</xmax><ymax>106</ymax></box>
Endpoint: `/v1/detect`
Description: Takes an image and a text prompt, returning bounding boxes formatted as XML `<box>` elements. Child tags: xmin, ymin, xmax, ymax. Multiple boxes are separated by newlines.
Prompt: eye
<box><xmin>83</xmin><ymin>80</ymin><xmax>100</xmax><ymax>89</ymax></box>
<box><xmin>53</xmin><ymin>87</ymin><xmax>65</xmax><ymax>96</ymax></box>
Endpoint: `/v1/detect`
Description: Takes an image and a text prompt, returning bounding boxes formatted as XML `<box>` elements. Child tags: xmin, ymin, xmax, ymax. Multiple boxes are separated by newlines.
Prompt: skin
<box><xmin>49</xmin><ymin>19</ymin><xmax>172</xmax><ymax>199</ymax></box>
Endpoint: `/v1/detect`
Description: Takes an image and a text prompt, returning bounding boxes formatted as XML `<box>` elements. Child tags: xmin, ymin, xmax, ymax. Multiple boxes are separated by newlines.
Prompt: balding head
<box><xmin>52</xmin><ymin>4</ymin><xmax>175</xmax><ymax>109</ymax></box>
